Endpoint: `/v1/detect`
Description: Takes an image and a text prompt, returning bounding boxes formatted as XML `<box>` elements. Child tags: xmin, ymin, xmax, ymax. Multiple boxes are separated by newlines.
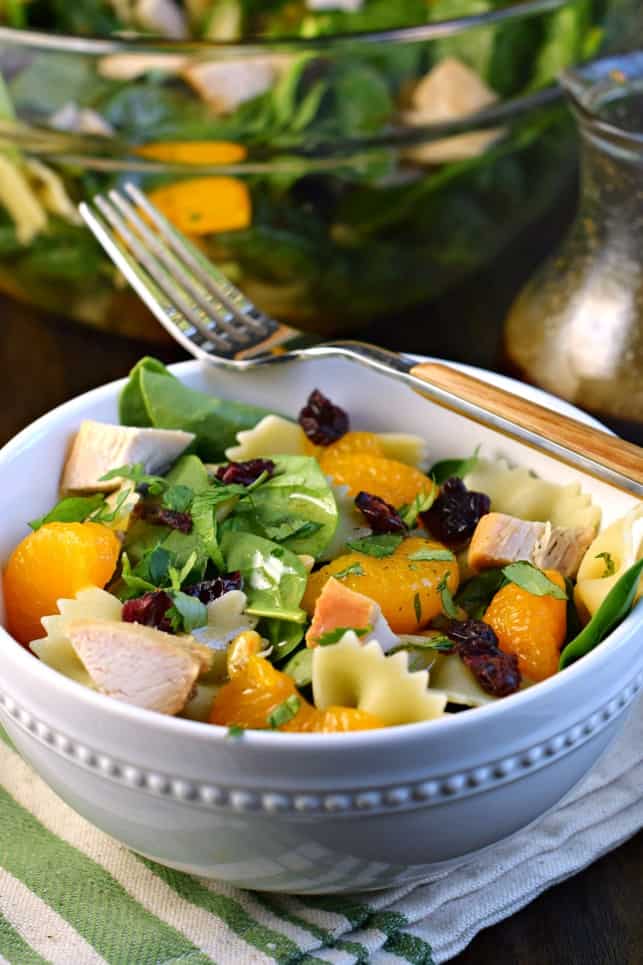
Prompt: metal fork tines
<box><xmin>79</xmin><ymin>184</ymin><xmax>284</xmax><ymax>359</ymax></box>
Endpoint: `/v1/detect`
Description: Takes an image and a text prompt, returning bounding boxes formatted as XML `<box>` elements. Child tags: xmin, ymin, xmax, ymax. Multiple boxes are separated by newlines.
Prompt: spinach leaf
<box><xmin>222</xmin><ymin>532</ymin><xmax>307</xmax><ymax>623</ymax></box>
<box><xmin>119</xmin><ymin>356</ymin><xmax>167</xmax><ymax>428</ymax></box>
<box><xmin>430</xmin><ymin>447</ymin><xmax>480</xmax><ymax>485</ymax></box>
<box><xmin>29</xmin><ymin>494</ymin><xmax>106</xmax><ymax>530</ymax></box>
<box><xmin>559</xmin><ymin>559</ymin><xmax>643</xmax><ymax>670</ymax></box>
<box><xmin>261</xmin><ymin>618</ymin><xmax>305</xmax><ymax>663</ymax></box>
<box><xmin>233</xmin><ymin>455</ymin><xmax>338</xmax><ymax>558</ymax></box>
<box><xmin>119</xmin><ymin>359</ymin><xmax>272</xmax><ymax>461</ymax></box>
<box><xmin>455</xmin><ymin>568</ymin><xmax>507</xmax><ymax>618</ymax></box>
<box><xmin>283</xmin><ymin>648</ymin><xmax>313</xmax><ymax>689</ymax></box>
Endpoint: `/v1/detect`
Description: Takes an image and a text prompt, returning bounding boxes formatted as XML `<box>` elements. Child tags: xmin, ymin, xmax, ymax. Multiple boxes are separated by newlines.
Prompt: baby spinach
<box><xmin>29</xmin><ymin>494</ymin><xmax>106</xmax><ymax>530</ymax></box>
<box><xmin>222</xmin><ymin>532</ymin><xmax>308</xmax><ymax>624</ymax></box>
<box><xmin>119</xmin><ymin>357</ymin><xmax>271</xmax><ymax>461</ymax></box>
<box><xmin>455</xmin><ymin>568</ymin><xmax>506</xmax><ymax>618</ymax></box>
<box><xmin>283</xmin><ymin>648</ymin><xmax>313</xmax><ymax>689</ymax></box>
<box><xmin>263</xmin><ymin>619</ymin><xmax>305</xmax><ymax>663</ymax></box>
<box><xmin>232</xmin><ymin>455</ymin><xmax>338</xmax><ymax>558</ymax></box>
<box><xmin>559</xmin><ymin>559</ymin><xmax>643</xmax><ymax>670</ymax></box>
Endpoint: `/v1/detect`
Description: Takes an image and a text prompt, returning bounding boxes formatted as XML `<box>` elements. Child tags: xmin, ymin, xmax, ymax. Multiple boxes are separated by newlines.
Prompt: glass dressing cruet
<box><xmin>503</xmin><ymin>52</ymin><xmax>643</xmax><ymax>443</ymax></box>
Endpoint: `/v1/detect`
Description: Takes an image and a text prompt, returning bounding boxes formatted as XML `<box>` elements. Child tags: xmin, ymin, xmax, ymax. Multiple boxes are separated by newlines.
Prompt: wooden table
<box><xmin>1</xmin><ymin>294</ymin><xmax>641</xmax><ymax>965</ymax></box>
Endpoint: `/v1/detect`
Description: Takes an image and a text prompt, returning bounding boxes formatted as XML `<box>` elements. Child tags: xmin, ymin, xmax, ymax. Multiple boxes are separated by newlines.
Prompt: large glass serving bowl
<box><xmin>0</xmin><ymin>1</ymin><xmax>626</xmax><ymax>339</ymax></box>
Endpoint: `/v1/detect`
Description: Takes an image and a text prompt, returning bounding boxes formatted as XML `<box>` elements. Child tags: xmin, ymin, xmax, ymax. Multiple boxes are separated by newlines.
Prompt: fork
<box><xmin>79</xmin><ymin>184</ymin><xmax>643</xmax><ymax>498</ymax></box>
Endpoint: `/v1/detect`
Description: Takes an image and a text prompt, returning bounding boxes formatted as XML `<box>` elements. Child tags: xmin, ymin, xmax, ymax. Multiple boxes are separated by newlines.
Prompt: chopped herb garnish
<box><xmin>99</xmin><ymin>462</ymin><xmax>168</xmax><ymax>495</ymax></box>
<box><xmin>163</xmin><ymin>484</ymin><xmax>194</xmax><ymax>513</ymax></box>
<box><xmin>413</xmin><ymin>592</ymin><xmax>422</xmax><ymax>623</ymax></box>
<box><xmin>316</xmin><ymin>625</ymin><xmax>372</xmax><ymax>647</ymax></box>
<box><xmin>595</xmin><ymin>552</ymin><xmax>616</xmax><ymax>577</ymax></box>
<box><xmin>502</xmin><ymin>561</ymin><xmax>567</xmax><ymax>600</ymax></box>
<box><xmin>91</xmin><ymin>488</ymin><xmax>135</xmax><ymax>524</ymax></box>
<box><xmin>29</xmin><ymin>494</ymin><xmax>106</xmax><ymax>530</ymax></box>
<box><xmin>408</xmin><ymin>547</ymin><xmax>455</xmax><ymax>562</ymax></box>
<box><xmin>168</xmin><ymin>550</ymin><xmax>199</xmax><ymax>592</ymax></box>
<box><xmin>389</xmin><ymin>635</ymin><xmax>455</xmax><ymax>656</ymax></box>
<box><xmin>120</xmin><ymin>553</ymin><xmax>158</xmax><ymax>594</ymax></box>
<box><xmin>438</xmin><ymin>573</ymin><xmax>459</xmax><ymax>619</ymax></box>
<box><xmin>429</xmin><ymin>447</ymin><xmax>480</xmax><ymax>485</ymax></box>
<box><xmin>399</xmin><ymin>487</ymin><xmax>437</xmax><ymax>528</ymax></box>
<box><xmin>147</xmin><ymin>546</ymin><xmax>171</xmax><ymax>586</ymax></box>
<box><xmin>166</xmin><ymin>590</ymin><xmax>208</xmax><ymax>633</ymax></box>
<box><xmin>455</xmin><ymin>569</ymin><xmax>507</xmax><ymax>619</ymax></box>
<box><xmin>267</xmin><ymin>695</ymin><xmax>301</xmax><ymax>729</ymax></box>
<box><xmin>227</xmin><ymin>725</ymin><xmax>245</xmax><ymax>739</ymax></box>
<box><xmin>334</xmin><ymin>562</ymin><xmax>365</xmax><ymax>580</ymax></box>
<box><xmin>345</xmin><ymin>534</ymin><xmax>404</xmax><ymax>558</ymax></box>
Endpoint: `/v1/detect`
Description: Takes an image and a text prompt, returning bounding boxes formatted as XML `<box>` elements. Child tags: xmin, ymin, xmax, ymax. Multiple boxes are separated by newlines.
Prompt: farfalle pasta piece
<box><xmin>312</xmin><ymin>632</ymin><xmax>446</xmax><ymax>725</ymax></box>
<box><xmin>465</xmin><ymin>458</ymin><xmax>601</xmax><ymax>531</ymax></box>
<box><xmin>429</xmin><ymin>653</ymin><xmax>496</xmax><ymax>707</ymax></box>
<box><xmin>225</xmin><ymin>415</ymin><xmax>305</xmax><ymax>461</ymax></box>
<box><xmin>226</xmin><ymin>415</ymin><xmax>428</xmax><ymax>468</ymax></box>
<box><xmin>31</xmin><ymin>586</ymin><xmax>123</xmax><ymax>686</ymax></box>
<box><xmin>574</xmin><ymin>505</ymin><xmax>643</xmax><ymax>619</ymax></box>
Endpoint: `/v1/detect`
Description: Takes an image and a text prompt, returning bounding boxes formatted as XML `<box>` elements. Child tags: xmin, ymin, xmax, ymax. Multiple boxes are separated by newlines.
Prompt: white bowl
<box><xmin>0</xmin><ymin>358</ymin><xmax>641</xmax><ymax>894</ymax></box>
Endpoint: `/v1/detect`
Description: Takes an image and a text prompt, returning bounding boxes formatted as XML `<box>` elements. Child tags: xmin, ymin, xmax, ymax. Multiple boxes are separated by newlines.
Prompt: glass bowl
<box><xmin>0</xmin><ymin>1</ymin><xmax>622</xmax><ymax>340</ymax></box>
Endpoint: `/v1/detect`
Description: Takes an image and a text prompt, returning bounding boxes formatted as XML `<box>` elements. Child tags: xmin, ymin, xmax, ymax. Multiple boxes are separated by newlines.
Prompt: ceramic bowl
<box><xmin>0</xmin><ymin>358</ymin><xmax>641</xmax><ymax>894</ymax></box>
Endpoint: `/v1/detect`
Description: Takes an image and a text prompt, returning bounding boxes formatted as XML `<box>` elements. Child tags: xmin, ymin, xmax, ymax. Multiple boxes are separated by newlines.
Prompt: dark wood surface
<box><xmin>1</xmin><ymin>284</ymin><xmax>641</xmax><ymax>964</ymax></box>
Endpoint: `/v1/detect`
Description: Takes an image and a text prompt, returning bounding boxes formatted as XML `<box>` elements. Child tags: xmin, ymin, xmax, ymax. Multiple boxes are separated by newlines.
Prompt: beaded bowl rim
<box><xmin>2</xmin><ymin>669</ymin><xmax>640</xmax><ymax>815</ymax></box>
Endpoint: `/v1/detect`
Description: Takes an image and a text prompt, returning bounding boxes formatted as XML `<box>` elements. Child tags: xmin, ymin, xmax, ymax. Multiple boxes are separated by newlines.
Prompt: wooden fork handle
<box><xmin>410</xmin><ymin>362</ymin><xmax>643</xmax><ymax>493</ymax></box>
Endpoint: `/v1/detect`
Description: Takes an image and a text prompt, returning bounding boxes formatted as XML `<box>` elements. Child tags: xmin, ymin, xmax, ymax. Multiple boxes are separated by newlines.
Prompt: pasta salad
<box><xmin>3</xmin><ymin>357</ymin><xmax>642</xmax><ymax>734</ymax></box>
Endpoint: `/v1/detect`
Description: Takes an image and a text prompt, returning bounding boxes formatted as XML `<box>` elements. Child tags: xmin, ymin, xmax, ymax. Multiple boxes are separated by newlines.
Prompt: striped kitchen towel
<box><xmin>0</xmin><ymin>698</ymin><xmax>641</xmax><ymax>965</ymax></box>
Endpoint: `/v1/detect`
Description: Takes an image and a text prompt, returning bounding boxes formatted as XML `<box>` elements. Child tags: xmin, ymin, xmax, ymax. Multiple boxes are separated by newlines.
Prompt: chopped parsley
<box><xmin>408</xmin><ymin>547</ymin><xmax>455</xmax><ymax>562</ymax></box>
<box><xmin>413</xmin><ymin>592</ymin><xmax>422</xmax><ymax>623</ymax></box>
<box><xmin>399</xmin><ymin>487</ymin><xmax>437</xmax><ymax>529</ymax></box>
<box><xmin>267</xmin><ymin>695</ymin><xmax>301</xmax><ymax>729</ymax></box>
<box><xmin>315</xmin><ymin>625</ymin><xmax>372</xmax><ymax>647</ymax></box>
<box><xmin>334</xmin><ymin>562</ymin><xmax>365</xmax><ymax>580</ymax></box>
<box><xmin>100</xmin><ymin>462</ymin><xmax>168</xmax><ymax>495</ymax></box>
<box><xmin>438</xmin><ymin>573</ymin><xmax>459</xmax><ymax>619</ymax></box>
<box><xmin>227</xmin><ymin>725</ymin><xmax>245</xmax><ymax>739</ymax></box>
<box><xmin>502</xmin><ymin>561</ymin><xmax>567</xmax><ymax>600</ymax></box>
<box><xmin>163</xmin><ymin>484</ymin><xmax>194</xmax><ymax>513</ymax></box>
<box><xmin>345</xmin><ymin>534</ymin><xmax>404</xmax><ymax>558</ymax></box>
<box><xmin>389</xmin><ymin>635</ymin><xmax>454</xmax><ymax>656</ymax></box>
<box><xmin>595</xmin><ymin>552</ymin><xmax>616</xmax><ymax>578</ymax></box>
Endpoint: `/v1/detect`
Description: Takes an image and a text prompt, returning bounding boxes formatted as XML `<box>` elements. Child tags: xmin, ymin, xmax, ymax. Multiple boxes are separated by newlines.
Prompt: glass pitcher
<box><xmin>503</xmin><ymin>52</ymin><xmax>643</xmax><ymax>443</ymax></box>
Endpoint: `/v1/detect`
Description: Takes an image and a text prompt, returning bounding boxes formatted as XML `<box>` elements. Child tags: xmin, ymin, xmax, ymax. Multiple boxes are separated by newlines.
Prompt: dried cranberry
<box><xmin>421</xmin><ymin>477</ymin><xmax>490</xmax><ymax>550</ymax></box>
<box><xmin>142</xmin><ymin>506</ymin><xmax>193</xmax><ymax>533</ymax></box>
<box><xmin>446</xmin><ymin>619</ymin><xmax>498</xmax><ymax>655</ymax></box>
<box><xmin>462</xmin><ymin>651</ymin><xmax>521</xmax><ymax>698</ymax></box>
<box><xmin>355</xmin><ymin>491</ymin><xmax>407</xmax><ymax>535</ymax></box>
<box><xmin>216</xmin><ymin>459</ymin><xmax>275</xmax><ymax>486</ymax></box>
<box><xmin>183</xmin><ymin>572</ymin><xmax>242</xmax><ymax>604</ymax></box>
<box><xmin>298</xmin><ymin>389</ymin><xmax>349</xmax><ymax>446</ymax></box>
<box><xmin>123</xmin><ymin>590</ymin><xmax>174</xmax><ymax>633</ymax></box>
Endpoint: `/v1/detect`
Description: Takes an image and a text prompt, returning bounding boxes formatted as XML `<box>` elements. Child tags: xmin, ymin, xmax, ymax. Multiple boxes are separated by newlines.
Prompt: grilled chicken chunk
<box><xmin>67</xmin><ymin>620</ymin><xmax>212</xmax><ymax>715</ymax></box>
<box><xmin>468</xmin><ymin>512</ymin><xmax>595</xmax><ymax>579</ymax></box>
<box><xmin>306</xmin><ymin>577</ymin><xmax>398</xmax><ymax>651</ymax></box>
<box><xmin>61</xmin><ymin>420</ymin><xmax>194</xmax><ymax>493</ymax></box>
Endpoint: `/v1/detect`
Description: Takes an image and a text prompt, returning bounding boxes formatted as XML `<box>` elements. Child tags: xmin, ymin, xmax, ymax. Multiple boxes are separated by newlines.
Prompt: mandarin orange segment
<box><xmin>302</xmin><ymin>536</ymin><xmax>459</xmax><ymax>633</ymax></box>
<box><xmin>209</xmin><ymin>656</ymin><xmax>384</xmax><ymax>733</ymax></box>
<box><xmin>3</xmin><ymin>522</ymin><xmax>121</xmax><ymax>646</ymax></box>
<box><xmin>210</xmin><ymin>655</ymin><xmax>299</xmax><ymax>729</ymax></box>
<box><xmin>304</xmin><ymin>431</ymin><xmax>384</xmax><ymax>460</ymax></box>
<box><xmin>296</xmin><ymin>706</ymin><xmax>384</xmax><ymax>733</ymax></box>
<box><xmin>483</xmin><ymin>569</ymin><xmax>567</xmax><ymax>682</ymax></box>
<box><xmin>318</xmin><ymin>452</ymin><xmax>432</xmax><ymax>508</ymax></box>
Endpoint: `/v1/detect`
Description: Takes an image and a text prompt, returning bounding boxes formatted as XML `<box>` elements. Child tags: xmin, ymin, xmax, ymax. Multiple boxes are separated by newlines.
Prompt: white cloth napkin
<box><xmin>363</xmin><ymin>695</ymin><xmax>643</xmax><ymax>962</ymax></box>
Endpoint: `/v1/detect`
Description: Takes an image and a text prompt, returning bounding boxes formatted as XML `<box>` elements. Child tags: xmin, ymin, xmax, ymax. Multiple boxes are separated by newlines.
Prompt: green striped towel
<box><xmin>0</xmin><ymin>698</ymin><xmax>641</xmax><ymax>965</ymax></box>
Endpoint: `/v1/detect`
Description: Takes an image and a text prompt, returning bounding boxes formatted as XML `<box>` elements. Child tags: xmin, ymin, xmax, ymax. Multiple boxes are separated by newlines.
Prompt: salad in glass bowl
<box><xmin>3</xmin><ymin>356</ymin><xmax>641</xmax><ymax>733</ymax></box>
<box><xmin>0</xmin><ymin>0</ymin><xmax>621</xmax><ymax>338</ymax></box>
